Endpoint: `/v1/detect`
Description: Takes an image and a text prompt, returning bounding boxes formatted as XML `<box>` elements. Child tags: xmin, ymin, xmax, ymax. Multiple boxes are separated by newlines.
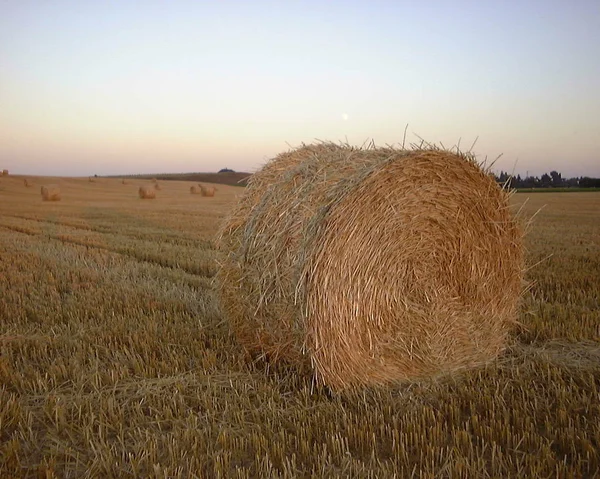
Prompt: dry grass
<box><xmin>0</xmin><ymin>173</ymin><xmax>598</xmax><ymax>478</ymax></box>
<box><xmin>217</xmin><ymin>143</ymin><xmax>524</xmax><ymax>390</ymax></box>
<box><xmin>139</xmin><ymin>185</ymin><xmax>156</xmax><ymax>199</ymax></box>
<box><xmin>40</xmin><ymin>185</ymin><xmax>61</xmax><ymax>201</ymax></box>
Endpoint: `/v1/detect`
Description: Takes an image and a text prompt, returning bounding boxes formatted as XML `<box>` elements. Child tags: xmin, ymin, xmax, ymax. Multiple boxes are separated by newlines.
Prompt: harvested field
<box><xmin>0</xmin><ymin>173</ymin><xmax>598</xmax><ymax>478</ymax></box>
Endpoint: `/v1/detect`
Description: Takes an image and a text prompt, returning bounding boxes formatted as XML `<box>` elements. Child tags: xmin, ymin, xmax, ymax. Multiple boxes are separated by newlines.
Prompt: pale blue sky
<box><xmin>1</xmin><ymin>1</ymin><xmax>599</xmax><ymax>177</ymax></box>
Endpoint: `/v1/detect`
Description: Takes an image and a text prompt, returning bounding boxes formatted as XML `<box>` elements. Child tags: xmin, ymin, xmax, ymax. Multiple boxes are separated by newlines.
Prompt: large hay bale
<box><xmin>190</xmin><ymin>185</ymin><xmax>201</xmax><ymax>194</ymax></box>
<box><xmin>138</xmin><ymin>185</ymin><xmax>156</xmax><ymax>199</ymax></box>
<box><xmin>41</xmin><ymin>185</ymin><xmax>61</xmax><ymax>201</ymax></box>
<box><xmin>217</xmin><ymin>143</ymin><xmax>524</xmax><ymax>390</ymax></box>
<box><xmin>200</xmin><ymin>184</ymin><xmax>216</xmax><ymax>197</ymax></box>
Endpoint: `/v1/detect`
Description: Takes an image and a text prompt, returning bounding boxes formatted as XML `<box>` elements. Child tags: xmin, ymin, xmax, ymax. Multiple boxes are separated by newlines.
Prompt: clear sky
<box><xmin>1</xmin><ymin>1</ymin><xmax>599</xmax><ymax>177</ymax></box>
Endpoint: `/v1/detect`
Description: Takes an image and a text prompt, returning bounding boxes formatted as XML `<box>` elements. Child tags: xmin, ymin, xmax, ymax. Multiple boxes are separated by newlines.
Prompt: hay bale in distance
<box><xmin>216</xmin><ymin>143</ymin><xmax>525</xmax><ymax>391</ymax></box>
<box><xmin>200</xmin><ymin>184</ymin><xmax>216</xmax><ymax>197</ymax></box>
<box><xmin>154</xmin><ymin>183</ymin><xmax>161</xmax><ymax>190</ymax></box>
<box><xmin>24</xmin><ymin>179</ymin><xmax>32</xmax><ymax>187</ymax></box>
<box><xmin>151</xmin><ymin>177</ymin><xmax>158</xmax><ymax>184</ymax></box>
<box><xmin>41</xmin><ymin>185</ymin><xmax>61</xmax><ymax>201</ymax></box>
<box><xmin>2</xmin><ymin>169</ymin><xmax>8</xmax><ymax>176</ymax></box>
<box><xmin>88</xmin><ymin>177</ymin><xmax>95</xmax><ymax>183</ymax></box>
<box><xmin>190</xmin><ymin>185</ymin><xmax>201</xmax><ymax>194</ymax></box>
<box><xmin>122</xmin><ymin>179</ymin><xmax>129</xmax><ymax>185</ymax></box>
<box><xmin>139</xmin><ymin>185</ymin><xmax>156</xmax><ymax>199</ymax></box>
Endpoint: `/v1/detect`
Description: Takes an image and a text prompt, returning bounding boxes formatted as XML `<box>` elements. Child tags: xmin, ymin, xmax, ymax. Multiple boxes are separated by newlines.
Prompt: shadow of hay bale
<box><xmin>216</xmin><ymin>142</ymin><xmax>525</xmax><ymax>391</ymax></box>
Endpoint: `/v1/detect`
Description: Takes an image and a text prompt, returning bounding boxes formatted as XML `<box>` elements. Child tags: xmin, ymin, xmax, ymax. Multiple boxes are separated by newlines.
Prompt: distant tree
<box><xmin>219</xmin><ymin>168</ymin><xmax>235</xmax><ymax>173</ymax></box>
<box><xmin>540</xmin><ymin>173</ymin><xmax>552</xmax><ymax>187</ymax></box>
<box><xmin>550</xmin><ymin>171</ymin><xmax>562</xmax><ymax>186</ymax></box>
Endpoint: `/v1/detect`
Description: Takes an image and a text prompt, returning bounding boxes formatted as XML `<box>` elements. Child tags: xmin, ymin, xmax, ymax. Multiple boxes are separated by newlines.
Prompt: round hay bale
<box><xmin>151</xmin><ymin>177</ymin><xmax>158</xmax><ymax>184</ymax></box>
<box><xmin>41</xmin><ymin>185</ymin><xmax>61</xmax><ymax>201</ymax></box>
<box><xmin>216</xmin><ymin>143</ymin><xmax>524</xmax><ymax>390</ymax></box>
<box><xmin>2</xmin><ymin>169</ymin><xmax>8</xmax><ymax>176</ymax></box>
<box><xmin>200</xmin><ymin>185</ymin><xmax>216</xmax><ymax>197</ymax></box>
<box><xmin>138</xmin><ymin>185</ymin><xmax>156</xmax><ymax>199</ymax></box>
<box><xmin>190</xmin><ymin>185</ymin><xmax>201</xmax><ymax>194</ymax></box>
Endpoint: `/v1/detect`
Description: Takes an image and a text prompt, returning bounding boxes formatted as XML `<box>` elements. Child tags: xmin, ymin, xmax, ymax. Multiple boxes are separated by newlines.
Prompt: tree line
<box><xmin>495</xmin><ymin>171</ymin><xmax>600</xmax><ymax>189</ymax></box>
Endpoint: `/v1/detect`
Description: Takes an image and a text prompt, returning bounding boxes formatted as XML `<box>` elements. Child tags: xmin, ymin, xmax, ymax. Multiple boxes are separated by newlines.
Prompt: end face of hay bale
<box><xmin>41</xmin><ymin>185</ymin><xmax>61</xmax><ymax>201</ymax></box>
<box><xmin>139</xmin><ymin>185</ymin><xmax>156</xmax><ymax>199</ymax></box>
<box><xmin>217</xmin><ymin>144</ymin><xmax>524</xmax><ymax>391</ymax></box>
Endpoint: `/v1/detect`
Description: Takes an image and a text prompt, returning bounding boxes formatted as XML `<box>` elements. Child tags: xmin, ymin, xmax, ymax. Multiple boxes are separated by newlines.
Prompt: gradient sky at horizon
<box><xmin>1</xmin><ymin>1</ymin><xmax>599</xmax><ymax>177</ymax></box>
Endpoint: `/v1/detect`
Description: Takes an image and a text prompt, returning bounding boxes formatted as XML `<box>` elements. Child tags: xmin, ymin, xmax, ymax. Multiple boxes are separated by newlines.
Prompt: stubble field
<box><xmin>0</xmin><ymin>175</ymin><xmax>599</xmax><ymax>478</ymax></box>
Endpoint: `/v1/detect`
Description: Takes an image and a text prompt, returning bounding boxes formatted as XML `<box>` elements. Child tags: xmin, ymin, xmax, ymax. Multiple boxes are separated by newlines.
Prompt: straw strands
<box><xmin>41</xmin><ymin>185</ymin><xmax>61</xmax><ymax>201</ymax></box>
<box><xmin>139</xmin><ymin>185</ymin><xmax>156</xmax><ymax>199</ymax></box>
<box><xmin>216</xmin><ymin>142</ymin><xmax>525</xmax><ymax>390</ymax></box>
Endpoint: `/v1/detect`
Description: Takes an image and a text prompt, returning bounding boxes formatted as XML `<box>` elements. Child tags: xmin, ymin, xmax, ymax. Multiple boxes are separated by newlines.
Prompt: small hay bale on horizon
<box><xmin>139</xmin><ymin>185</ymin><xmax>156</xmax><ymax>199</ymax></box>
<box><xmin>2</xmin><ymin>169</ymin><xmax>8</xmax><ymax>176</ymax></box>
<box><xmin>216</xmin><ymin>142</ymin><xmax>525</xmax><ymax>391</ymax></box>
<box><xmin>41</xmin><ymin>185</ymin><xmax>61</xmax><ymax>201</ymax></box>
<box><xmin>200</xmin><ymin>184</ymin><xmax>216</xmax><ymax>197</ymax></box>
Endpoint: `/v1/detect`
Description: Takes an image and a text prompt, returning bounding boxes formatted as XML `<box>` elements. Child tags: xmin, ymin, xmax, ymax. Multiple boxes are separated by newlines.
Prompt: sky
<box><xmin>1</xmin><ymin>1</ymin><xmax>599</xmax><ymax>177</ymax></box>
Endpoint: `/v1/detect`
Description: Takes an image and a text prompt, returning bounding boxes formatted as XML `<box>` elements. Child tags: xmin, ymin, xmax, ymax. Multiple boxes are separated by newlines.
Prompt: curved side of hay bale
<box><xmin>41</xmin><ymin>185</ymin><xmax>61</xmax><ymax>201</ymax></box>
<box><xmin>217</xmin><ymin>144</ymin><xmax>524</xmax><ymax>390</ymax></box>
<box><xmin>138</xmin><ymin>185</ymin><xmax>156</xmax><ymax>199</ymax></box>
<box><xmin>190</xmin><ymin>185</ymin><xmax>201</xmax><ymax>194</ymax></box>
